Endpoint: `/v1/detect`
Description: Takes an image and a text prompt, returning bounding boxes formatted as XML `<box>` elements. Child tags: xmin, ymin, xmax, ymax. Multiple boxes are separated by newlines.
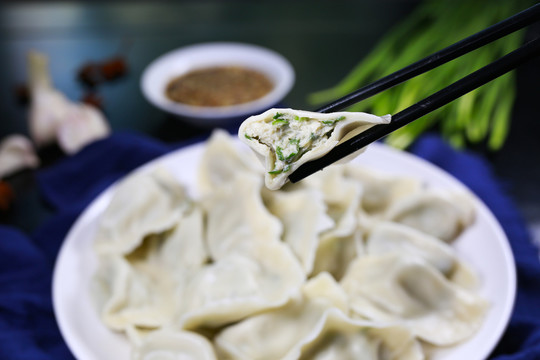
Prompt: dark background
<box><xmin>0</xmin><ymin>0</ymin><xmax>539</xmax><ymax>249</ymax></box>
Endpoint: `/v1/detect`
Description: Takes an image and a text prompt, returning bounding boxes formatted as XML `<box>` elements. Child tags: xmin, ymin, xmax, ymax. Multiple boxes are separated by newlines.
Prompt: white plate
<box><xmin>140</xmin><ymin>42</ymin><xmax>295</xmax><ymax>125</ymax></box>
<box><xmin>52</xmin><ymin>141</ymin><xmax>516</xmax><ymax>360</ymax></box>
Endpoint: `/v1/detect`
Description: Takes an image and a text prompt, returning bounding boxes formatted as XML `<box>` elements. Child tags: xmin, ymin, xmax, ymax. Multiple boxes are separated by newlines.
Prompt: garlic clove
<box><xmin>0</xmin><ymin>134</ymin><xmax>40</xmax><ymax>178</ymax></box>
<box><xmin>56</xmin><ymin>103</ymin><xmax>111</xmax><ymax>155</ymax></box>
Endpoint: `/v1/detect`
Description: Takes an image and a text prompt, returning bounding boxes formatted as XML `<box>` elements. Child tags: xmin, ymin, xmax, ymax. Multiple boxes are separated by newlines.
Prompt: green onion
<box><xmin>321</xmin><ymin>116</ymin><xmax>346</xmax><ymax>126</ymax></box>
<box><xmin>307</xmin><ymin>0</ymin><xmax>529</xmax><ymax>151</ymax></box>
<box><xmin>272</xmin><ymin>112</ymin><xmax>289</xmax><ymax>125</ymax></box>
<box><xmin>268</xmin><ymin>168</ymin><xmax>283</xmax><ymax>175</ymax></box>
<box><xmin>286</xmin><ymin>152</ymin><xmax>297</xmax><ymax>161</ymax></box>
<box><xmin>272</xmin><ymin>119</ymin><xmax>289</xmax><ymax>126</ymax></box>
<box><xmin>244</xmin><ymin>133</ymin><xmax>252</xmax><ymax>140</ymax></box>
<box><xmin>276</xmin><ymin>146</ymin><xmax>285</xmax><ymax>161</ymax></box>
<box><xmin>289</xmin><ymin>138</ymin><xmax>300</xmax><ymax>145</ymax></box>
<box><xmin>268</xmin><ymin>165</ymin><xmax>291</xmax><ymax>175</ymax></box>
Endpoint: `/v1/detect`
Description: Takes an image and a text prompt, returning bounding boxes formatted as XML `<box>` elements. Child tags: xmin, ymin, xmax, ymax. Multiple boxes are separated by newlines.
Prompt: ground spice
<box><xmin>165</xmin><ymin>66</ymin><xmax>273</xmax><ymax>107</ymax></box>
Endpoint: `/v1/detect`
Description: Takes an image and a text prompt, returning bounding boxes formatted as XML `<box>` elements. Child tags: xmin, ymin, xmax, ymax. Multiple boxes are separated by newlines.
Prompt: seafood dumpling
<box><xmin>239</xmin><ymin>108</ymin><xmax>390</xmax><ymax>190</ymax></box>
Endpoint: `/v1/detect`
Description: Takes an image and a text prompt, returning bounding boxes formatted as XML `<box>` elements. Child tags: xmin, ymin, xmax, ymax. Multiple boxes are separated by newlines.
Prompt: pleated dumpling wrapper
<box><xmin>239</xmin><ymin>108</ymin><xmax>391</xmax><ymax>190</ymax></box>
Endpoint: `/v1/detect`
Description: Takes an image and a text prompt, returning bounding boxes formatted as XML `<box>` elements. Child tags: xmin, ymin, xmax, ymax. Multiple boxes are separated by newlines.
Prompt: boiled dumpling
<box><xmin>215</xmin><ymin>272</ymin><xmax>423</xmax><ymax>360</ymax></box>
<box><xmin>263</xmin><ymin>187</ymin><xmax>333</xmax><ymax>274</ymax></box>
<box><xmin>305</xmin><ymin>166</ymin><xmax>363</xmax><ymax>238</ymax></box>
<box><xmin>298</xmin><ymin>310</ymin><xmax>424</xmax><ymax>360</ymax></box>
<box><xmin>365</xmin><ymin>221</ymin><xmax>479</xmax><ymax>288</ymax></box>
<box><xmin>343</xmin><ymin>164</ymin><xmax>422</xmax><ymax>215</ymax></box>
<box><xmin>198</xmin><ymin>129</ymin><xmax>262</xmax><ymax>194</ymax></box>
<box><xmin>94</xmin><ymin>167</ymin><xmax>191</xmax><ymax>255</ymax></box>
<box><xmin>239</xmin><ymin>108</ymin><xmax>390</xmax><ymax>190</ymax></box>
<box><xmin>202</xmin><ymin>171</ymin><xmax>282</xmax><ymax>260</ymax></box>
<box><xmin>132</xmin><ymin>329</ymin><xmax>217</xmax><ymax>360</ymax></box>
<box><xmin>311</xmin><ymin>230</ymin><xmax>363</xmax><ymax>281</ymax></box>
<box><xmin>177</xmin><ymin>240</ymin><xmax>305</xmax><ymax>330</ymax></box>
<box><xmin>341</xmin><ymin>254</ymin><xmax>489</xmax><ymax>346</ymax></box>
<box><xmin>308</xmin><ymin>167</ymin><xmax>365</xmax><ymax>279</ymax></box>
<box><xmin>214</xmin><ymin>272</ymin><xmax>348</xmax><ymax>360</ymax></box>
<box><xmin>384</xmin><ymin>190</ymin><xmax>475</xmax><ymax>242</ymax></box>
<box><xmin>91</xmin><ymin>255</ymin><xmax>177</xmax><ymax>331</ymax></box>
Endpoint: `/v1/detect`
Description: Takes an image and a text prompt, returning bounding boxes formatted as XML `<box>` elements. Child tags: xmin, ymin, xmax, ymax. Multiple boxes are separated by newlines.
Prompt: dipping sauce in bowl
<box><xmin>165</xmin><ymin>66</ymin><xmax>274</xmax><ymax>107</ymax></box>
<box><xmin>141</xmin><ymin>42</ymin><xmax>295</xmax><ymax>124</ymax></box>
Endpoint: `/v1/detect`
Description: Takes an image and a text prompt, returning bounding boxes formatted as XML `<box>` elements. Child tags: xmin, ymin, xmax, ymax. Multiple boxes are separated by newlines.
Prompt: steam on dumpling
<box><xmin>239</xmin><ymin>108</ymin><xmax>390</xmax><ymax>190</ymax></box>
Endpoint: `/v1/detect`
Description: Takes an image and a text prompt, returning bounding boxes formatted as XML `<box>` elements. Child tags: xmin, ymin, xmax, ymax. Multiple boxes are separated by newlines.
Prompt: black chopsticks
<box><xmin>289</xmin><ymin>3</ymin><xmax>540</xmax><ymax>183</ymax></box>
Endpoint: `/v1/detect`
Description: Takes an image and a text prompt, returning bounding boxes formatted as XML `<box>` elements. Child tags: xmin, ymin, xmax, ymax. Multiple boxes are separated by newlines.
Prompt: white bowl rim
<box><xmin>140</xmin><ymin>42</ymin><xmax>295</xmax><ymax>120</ymax></box>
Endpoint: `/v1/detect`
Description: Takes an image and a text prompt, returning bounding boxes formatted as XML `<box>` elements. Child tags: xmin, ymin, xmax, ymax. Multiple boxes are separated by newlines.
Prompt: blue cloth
<box><xmin>0</xmin><ymin>131</ymin><xmax>539</xmax><ymax>359</ymax></box>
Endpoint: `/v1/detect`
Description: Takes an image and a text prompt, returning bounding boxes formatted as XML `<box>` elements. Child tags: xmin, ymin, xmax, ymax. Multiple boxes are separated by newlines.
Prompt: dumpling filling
<box><xmin>239</xmin><ymin>108</ymin><xmax>390</xmax><ymax>190</ymax></box>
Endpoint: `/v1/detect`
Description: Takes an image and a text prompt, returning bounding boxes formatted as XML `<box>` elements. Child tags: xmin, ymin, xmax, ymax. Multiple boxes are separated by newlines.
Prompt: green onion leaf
<box><xmin>276</xmin><ymin>146</ymin><xmax>285</xmax><ymax>161</ymax></box>
<box><xmin>321</xmin><ymin>116</ymin><xmax>345</xmax><ymax>126</ymax></box>
<box><xmin>268</xmin><ymin>169</ymin><xmax>283</xmax><ymax>175</ymax></box>
<box><xmin>272</xmin><ymin>119</ymin><xmax>289</xmax><ymax>126</ymax></box>
<box><xmin>286</xmin><ymin>152</ymin><xmax>297</xmax><ymax>161</ymax></box>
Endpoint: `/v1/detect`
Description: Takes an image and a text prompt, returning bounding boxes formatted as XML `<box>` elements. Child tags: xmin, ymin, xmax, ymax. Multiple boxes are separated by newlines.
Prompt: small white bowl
<box><xmin>140</xmin><ymin>42</ymin><xmax>295</xmax><ymax>126</ymax></box>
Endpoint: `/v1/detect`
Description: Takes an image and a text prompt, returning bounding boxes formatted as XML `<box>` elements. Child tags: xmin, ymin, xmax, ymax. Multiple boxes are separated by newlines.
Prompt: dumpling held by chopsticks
<box><xmin>239</xmin><ymin>108</ymin><xmax>390</xmax><ymax>190</ymax></box>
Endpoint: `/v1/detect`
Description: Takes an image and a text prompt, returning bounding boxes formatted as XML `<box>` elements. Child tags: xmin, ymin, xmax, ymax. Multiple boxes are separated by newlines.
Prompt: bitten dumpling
<box><xmin>239</xmin><ymin>108</ymin><xmax>390</xmax><ymax>190</ymax></box>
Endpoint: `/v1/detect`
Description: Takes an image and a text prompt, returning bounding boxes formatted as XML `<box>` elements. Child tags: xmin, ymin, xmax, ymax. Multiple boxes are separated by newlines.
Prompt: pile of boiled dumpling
<box><xmin>91</xmin><ymin>130</ymin><xmax>488</xmax><ymax>360</ymax></box>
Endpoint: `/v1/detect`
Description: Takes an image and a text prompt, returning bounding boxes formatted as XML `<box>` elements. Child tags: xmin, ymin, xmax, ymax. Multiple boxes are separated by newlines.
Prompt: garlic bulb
<box><xmin>27</xmin><ymin>51</ymin><xmax>110</xmax><ymax>153</ymax></box>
